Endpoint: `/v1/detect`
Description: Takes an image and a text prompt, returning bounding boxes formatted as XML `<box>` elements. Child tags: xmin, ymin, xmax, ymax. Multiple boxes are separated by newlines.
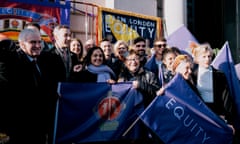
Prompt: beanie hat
<box><xmin>172</xmin><ymin>54</ymin><xmax>189</xmax><ymax>71</ymax></box>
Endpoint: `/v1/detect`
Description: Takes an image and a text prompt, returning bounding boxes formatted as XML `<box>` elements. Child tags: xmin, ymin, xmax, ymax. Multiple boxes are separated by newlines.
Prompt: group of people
<box><xmin>0</xmin><ymin>22</ymin><xmax>239</xmax><ymax>144</ymax></box>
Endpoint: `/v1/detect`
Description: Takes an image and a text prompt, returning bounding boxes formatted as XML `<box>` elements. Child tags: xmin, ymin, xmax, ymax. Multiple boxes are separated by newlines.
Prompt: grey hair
<box><xmin>52</xmin><ymin>24</ymin><xmax>69</xmax><ymax>37</ymax></box>
<box><xmin>18</xmin><ymin>29</ymin><xmax>40</xmax><ymax>42</ymax></box>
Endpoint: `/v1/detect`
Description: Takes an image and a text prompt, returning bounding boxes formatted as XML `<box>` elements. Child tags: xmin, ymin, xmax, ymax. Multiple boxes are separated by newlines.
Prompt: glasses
<box><xmin>154</xmin><ymin>44</ymin><xmax>166</xmax><ymax>48</ymax></box>
<box><xmin>136</xmin><ymin>44</ymin><xmax>146</xmax><ymax>48</ymax></box>
<box><xmin>27</xmin><ymin>40</ymin><xmax>42</xmax><ymax>45</ymax></box>
<box><xmin>126</xmin><ymin>58</ymin><xmax>139</xmax><ymax>62</ymax></box>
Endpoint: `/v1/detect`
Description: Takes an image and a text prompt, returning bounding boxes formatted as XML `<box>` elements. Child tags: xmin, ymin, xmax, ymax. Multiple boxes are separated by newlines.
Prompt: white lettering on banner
<box><xmin>105</xmin><ymin>15</ymin><xmax>156</xmax><ymax>38</ymax></box>
<box><xmin>129</xmin><ymin>19</ymin><xmax>155</xmax><ymax>27</ymax></box>
<box><xmin>165</xmin><ymin>98</ymin><xmax>211</xmax><ymax>144</ymax></box>
<box><xmin>115</xmin><ymin>16</ymin><xmax>126</xmax><ymax>23</ymax></box>
<box><xmin>105</xmin><ymin>23</ymin><xmax>111</xmax><ymax>33</ymax></box>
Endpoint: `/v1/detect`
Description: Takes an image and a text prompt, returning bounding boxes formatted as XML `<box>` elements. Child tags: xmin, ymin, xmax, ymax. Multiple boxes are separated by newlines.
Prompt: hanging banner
<box><xmin>98</xmin><ymin>7</ymin><xmax>162</xmax><ymax>47</ymax></box>
<box><xmin>0</xmin><ymin>1</ymin><xmax>70</xmax><ymax>43</ymax></box>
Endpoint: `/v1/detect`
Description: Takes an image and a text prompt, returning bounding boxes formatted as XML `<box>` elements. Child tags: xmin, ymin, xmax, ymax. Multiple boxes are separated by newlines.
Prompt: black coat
<box><xmin>37</xmin><ymin>47</ymin><xmax>80</xmax><ymax>143</ymax></box>
<box><xmin>39</xmin><ymin>46</ymin><xmax>79</xmax><ymax>83</ymax></box>
<box><xmin>192</xmin><ymin>64</ymin><xmax>235</xmax><ymax>124</ymax></box>
<box><xmin>118</xmin><ymin>67</ymin><xmax>161</xmax><ymax>107</ymax></box>
<box><xmin>0</xmin><ymin>48</ymin><xmax>48</xmax><ymax>143</ymax></box>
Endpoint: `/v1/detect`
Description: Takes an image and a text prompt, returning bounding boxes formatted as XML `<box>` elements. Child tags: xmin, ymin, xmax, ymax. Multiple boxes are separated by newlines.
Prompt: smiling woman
<box><xmin>75</xmin><ymin>46</ymin><xmax>117</xmax><ymax>83</ymax></box>
<box><xmin>117</xmin><ymin>49</ymin><xmax>162</xmax><ymax>143</ymax></box>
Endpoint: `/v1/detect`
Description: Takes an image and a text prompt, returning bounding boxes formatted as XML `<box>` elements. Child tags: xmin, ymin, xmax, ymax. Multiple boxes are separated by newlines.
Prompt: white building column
<box><xmin>163</xmin><ymin>0</ymin><xmax>187</xmax><ymax>36</ymax></box>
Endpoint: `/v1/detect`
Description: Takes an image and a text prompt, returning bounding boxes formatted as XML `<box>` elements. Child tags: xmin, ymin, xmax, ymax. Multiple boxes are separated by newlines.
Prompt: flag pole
<box><xmin>122</xmin><ymin>115</ymin><xmax>141</xmax><ymax>137</ymax></box>
<box><xmin>52</xmin><ymin>83</ymin><xmax>61</xmax><ymax>144</ymax></box>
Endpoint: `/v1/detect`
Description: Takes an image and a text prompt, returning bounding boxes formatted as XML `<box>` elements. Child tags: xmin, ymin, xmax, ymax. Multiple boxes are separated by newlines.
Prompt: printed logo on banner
<box><xmin>95</xmin><ymin>90</ymin><xmax>126</xmax><ymax>131</ymax></box>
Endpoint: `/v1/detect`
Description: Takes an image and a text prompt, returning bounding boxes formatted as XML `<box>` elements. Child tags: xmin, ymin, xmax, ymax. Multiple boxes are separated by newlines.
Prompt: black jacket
<box><xmin>0</xmin><ymin>48</ymin><xmax>48</xmax><ymax>143</ymax></box>
<box><xmin>192</xmin><ymin>64</ymin><xmax>235</xmax><ymax>124</ymax></box>
<box><xmin>118</xmin><ymin>67</ymin><xmax>161</xmax><ymax>107</ymax></box>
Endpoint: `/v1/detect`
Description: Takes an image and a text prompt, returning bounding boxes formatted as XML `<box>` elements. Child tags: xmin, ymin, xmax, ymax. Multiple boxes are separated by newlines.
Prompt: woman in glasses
<box><xmin>118</xmin><ymin>49</ymin><xmax>162</xmax><ymax>144</ymax></box>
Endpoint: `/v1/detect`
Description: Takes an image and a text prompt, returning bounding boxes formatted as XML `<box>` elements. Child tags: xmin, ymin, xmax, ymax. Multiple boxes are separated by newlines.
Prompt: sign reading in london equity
<box><xmin>98</xmin><ymin>7</ymin><xmax>162</xmax><ymax>47</ymax></box>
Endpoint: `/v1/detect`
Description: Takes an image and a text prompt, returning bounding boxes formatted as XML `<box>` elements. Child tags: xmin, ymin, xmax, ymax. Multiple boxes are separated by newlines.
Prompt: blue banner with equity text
<box><xmin>140</xmin><ymin>73</ymin><xmax>233</xmax><ymax>144</ymax></box>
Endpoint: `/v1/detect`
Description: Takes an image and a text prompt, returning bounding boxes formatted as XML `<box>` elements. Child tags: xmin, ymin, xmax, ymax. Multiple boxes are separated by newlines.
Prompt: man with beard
<box><xmin>131</xmin><ymin>37</ymin><xmax>147</xmax><ymax>66</ymax></box>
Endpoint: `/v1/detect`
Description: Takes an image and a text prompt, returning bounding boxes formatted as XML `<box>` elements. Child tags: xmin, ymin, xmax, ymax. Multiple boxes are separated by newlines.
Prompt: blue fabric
<box><xmin>166</xmin><ymin>25</ymin><xmax>199</xmax><ymax>51</ymax></box>
<box><xmin>140</xmin><ymin>73</ymin><xmax>233</xmax><ymax>144</ymax></box>
<box><xmin>212</xmin><ymin>41</ymin><xmax>240</xmax><ymax>129</ymax></box>
<box><xmin>54</xmin><ymin>82</ymin><xmax>144</xmax><ymax>143</ymax></box>
<box><xmin>144</xmin><ymin>55</ymin><xmax>158</xmax><ymax>75</ymax></box>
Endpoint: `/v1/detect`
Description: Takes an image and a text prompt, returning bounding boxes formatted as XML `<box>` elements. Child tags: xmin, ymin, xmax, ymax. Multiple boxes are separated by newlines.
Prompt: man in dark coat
<box><xmin>37</xmin><ymin>24</ymin><xmax>79</xmax><ymax>143</ymax></box>
<box><xmin>0</xmin><ymin>29</ymin><xmax>48</xmax><ymax>143</ymax></box>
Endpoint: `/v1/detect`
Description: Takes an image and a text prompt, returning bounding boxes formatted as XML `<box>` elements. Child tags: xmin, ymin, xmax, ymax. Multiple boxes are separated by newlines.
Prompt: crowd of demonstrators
<box><xmin>1</xmin><ymin>23</ymin><xmax>239</xmax><ymax>144</ymax></box>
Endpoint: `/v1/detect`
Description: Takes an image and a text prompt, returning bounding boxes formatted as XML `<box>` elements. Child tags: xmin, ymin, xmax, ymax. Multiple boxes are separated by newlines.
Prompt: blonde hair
<box><xmin>113</xmin><ymin>40</ymin><xmax>129</xmax><ymax>56</ymax></box>
<box><xmin>192</xmin><ymin>43</ymin><xmax>213</xmax><ymax>58</ymax></box>
<box><xmin>172</xmin><ymin>54</ymin><xmax>192</xmax><ymax>72</ymax></box>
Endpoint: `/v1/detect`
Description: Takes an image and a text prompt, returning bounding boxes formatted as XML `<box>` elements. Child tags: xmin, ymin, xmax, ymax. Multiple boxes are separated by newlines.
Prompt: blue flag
<box><xmin>235</xmin><ymin>63</ymin><xmax>240</xmax><ymax>81</ymax></box>
<box><xmin>144</xmin><ymin>55</ymin><xmax>158</xmax><ymax>75</ymax></box>
<box><xmin>212</xmin><ymin>41</ymin><xmax>240</xmax><ymax>129</ymax></box>
<box><xmin>166</xmin><ymin>25</ymin><xmax>198</xmax><ymax>54</ymax></box>
<box><xmin>140</xmin><ymin>74</ymin><xmax>233</xmax><ymax>144</ymax></box>
<box><xmin>54</xmin><ymin>82</ymin><xmax>144</xmax><ymax>143</ymax></box>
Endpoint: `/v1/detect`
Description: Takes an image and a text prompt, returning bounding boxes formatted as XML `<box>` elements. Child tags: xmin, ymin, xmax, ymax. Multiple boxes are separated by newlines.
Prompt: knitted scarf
<box><xmin>87</xmin><ymin>64</ymin><xmax>116</xmax><ymax>82</ymax></box>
